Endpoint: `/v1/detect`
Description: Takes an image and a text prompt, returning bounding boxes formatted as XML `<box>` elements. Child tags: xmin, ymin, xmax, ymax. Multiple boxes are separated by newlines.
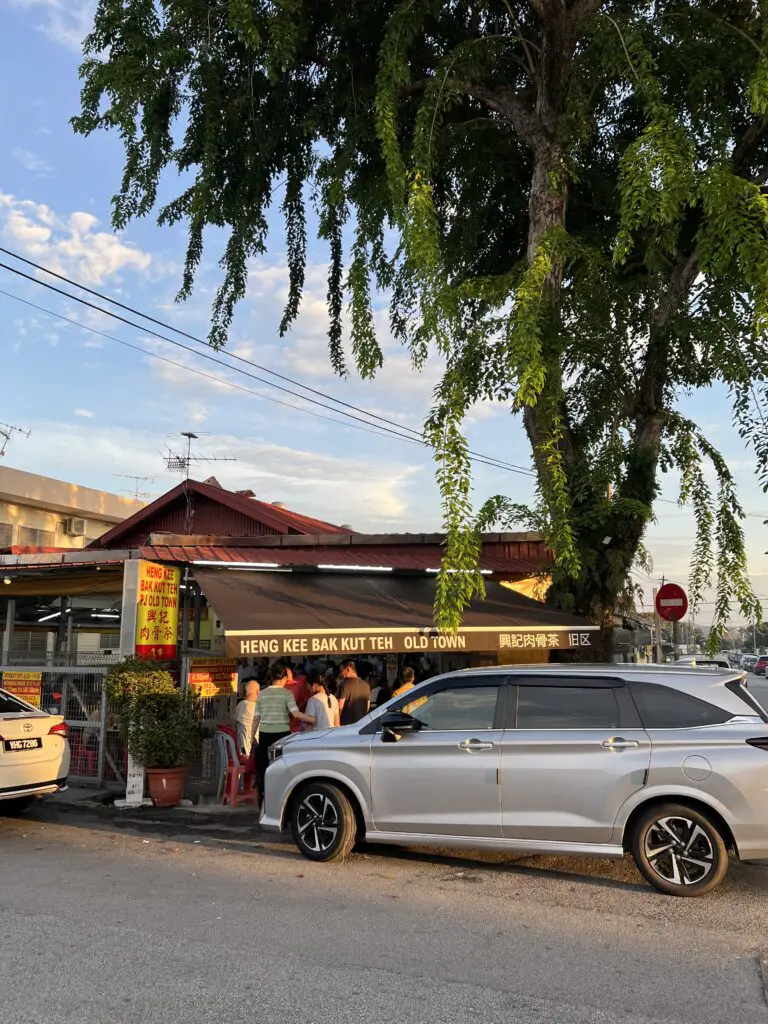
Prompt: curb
<box><xmin>44</xmin><ymin>793</ymin><xmax>263</xmax><ymax>830</ymax></box>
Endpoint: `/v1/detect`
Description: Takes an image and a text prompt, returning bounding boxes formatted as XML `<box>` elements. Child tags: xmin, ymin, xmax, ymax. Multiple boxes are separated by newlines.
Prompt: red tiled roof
<box><xmin>139</xmin><ymin>544</ymin><xmax>542</xmax><ymax>575</ymax></box>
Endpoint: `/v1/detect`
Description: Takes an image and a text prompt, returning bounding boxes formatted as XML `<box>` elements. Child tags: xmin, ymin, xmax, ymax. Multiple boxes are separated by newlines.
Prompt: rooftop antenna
<box><xmin>114</xmin><ymin>473</ymin><xmax>156</xmax><ymax>501</ymax></box>
<box><xmin>0</xmin><ymin>421</ymin><xmax>31</xmax><ymax>457</ymax></box>
<box><xmin>163</xmin><ymin>432</ymin><xmax>236</xmax><ymax>481</ymax></box>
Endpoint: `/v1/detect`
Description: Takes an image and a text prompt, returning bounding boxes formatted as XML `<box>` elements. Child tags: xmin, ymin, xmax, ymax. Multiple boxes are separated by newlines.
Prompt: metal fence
<box><xmin>0</xmin><ymin>664</ymin><xmax>123</xmax><ymax>788</ymax></box>
<box><xmin>0</xmin><ymin>664</ymin><xmax>232</xmax><ymax>794</ymax></box>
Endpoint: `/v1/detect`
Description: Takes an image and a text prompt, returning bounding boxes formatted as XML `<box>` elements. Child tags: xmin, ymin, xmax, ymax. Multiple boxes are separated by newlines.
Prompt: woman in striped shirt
<box><xmin>253</xmin><ymin>664</ymin><xmax>314</xmax><ymax>794</ymax></box>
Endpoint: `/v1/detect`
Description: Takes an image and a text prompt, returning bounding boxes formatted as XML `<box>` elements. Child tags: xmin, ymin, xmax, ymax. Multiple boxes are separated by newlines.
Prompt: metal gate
<box><xmin>0</xmin><ymin>665</ymin><xmax>125</xmax><ymax>788</ymax></box>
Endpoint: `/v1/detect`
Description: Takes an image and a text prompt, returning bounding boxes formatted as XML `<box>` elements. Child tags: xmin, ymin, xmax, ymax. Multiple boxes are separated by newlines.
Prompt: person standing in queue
<box><xmin>253</xmin><ymin>664</ymin><xmax>314</xmax><ymax>794</ymax></box>
<box><xmin>392</xmin><ymin>666</ymin><xmax>415</xmax><ymax>700</ymax></box>
<box><xmin>235</xmin><ymin>677</ymin><xmax>260</xmax><ymax>759</ymax></box>
<box><xmin>304</xmin><ymin>669</ymin><xmax>340</xmax><ymax>730</ymax></box>
<box><xmin>337</xmin><ymin>659</ymin><xmax>371</xmax><ymax>726</ymax></box>
<box><xmin>286</xmin><ymin>664</ymin><xmax>312</xmax><ymax>733</ymax></box>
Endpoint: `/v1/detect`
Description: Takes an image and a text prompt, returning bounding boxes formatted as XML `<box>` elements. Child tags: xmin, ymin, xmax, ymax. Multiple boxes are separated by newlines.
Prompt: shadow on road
<box><xmin>6</xmin><ymin>801</ymin><xmax>767</xmax><ymax>899</ymax></box>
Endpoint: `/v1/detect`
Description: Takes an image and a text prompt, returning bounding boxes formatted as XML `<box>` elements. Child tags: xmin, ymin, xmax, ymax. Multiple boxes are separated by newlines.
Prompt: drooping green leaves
<box><xmin>73</xmin><ymin>0</ymin><xmax>768</xmax><ymax>643</ymax></box>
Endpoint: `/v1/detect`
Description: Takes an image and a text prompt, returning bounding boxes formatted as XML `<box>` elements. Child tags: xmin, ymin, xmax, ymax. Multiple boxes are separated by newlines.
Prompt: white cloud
<box><xmin>13</xmin><ymin>421</ymin><xmax>430</xmax><ymax>530</ymax></box>
<box><xmin>10</xmin><ymin>0</ymin><xmax>94</xmax><ymax>52</ymax></box>
<box><xmin>0</xmin><ymin>189</ymin><xmax>152</xmax><ymax>284</ymax></box>
<box><xmin>74</xmin><ymin>408</ymin><xmax>93</xmax><ymax>418</ymax></box>
<box><xmin>12</xmin><ymin>147</ymin><xmax>54</xmax><ymax>177</ymax></box>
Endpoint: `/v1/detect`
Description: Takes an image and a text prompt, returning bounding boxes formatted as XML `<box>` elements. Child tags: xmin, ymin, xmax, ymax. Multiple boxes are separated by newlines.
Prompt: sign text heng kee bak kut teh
<box><xmin>228</xmin><ymin>626</ymin><xmax>597</xmax><ymax>658</ymax></box>
<box><xmin>135</xmin><ymin>562</ymin><xmax>181</xmax><ymax>659</ymax></box>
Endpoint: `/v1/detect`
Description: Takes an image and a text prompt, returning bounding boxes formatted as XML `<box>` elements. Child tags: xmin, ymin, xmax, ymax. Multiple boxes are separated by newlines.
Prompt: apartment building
<box><xmin>0</xmin><ymin>465</ymin><xmax>144</xmax><ymax>550</ymax></box>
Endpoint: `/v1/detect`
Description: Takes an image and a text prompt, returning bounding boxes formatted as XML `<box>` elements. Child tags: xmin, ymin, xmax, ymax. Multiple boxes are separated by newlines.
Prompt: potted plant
<box><xmin>130</xmin><ymin>689</ymin><xmax>201</xmax><ymax>806</ymax></box>
<box><xmin>106</xmin><ymin>658</ymin><xmax>201</xmax><ymax>807</ymax></box>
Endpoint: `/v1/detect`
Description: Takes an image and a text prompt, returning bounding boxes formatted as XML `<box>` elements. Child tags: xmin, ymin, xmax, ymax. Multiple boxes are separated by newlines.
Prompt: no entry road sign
<box><xmin>655</xmin><ymin>582</ymin><xmax>688</xmax><ymax>622</ymax></box>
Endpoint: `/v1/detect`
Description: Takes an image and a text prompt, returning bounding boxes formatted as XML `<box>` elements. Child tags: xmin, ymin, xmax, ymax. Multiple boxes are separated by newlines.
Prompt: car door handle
<box><xmin>458</xmin><ymin>739</ymin><xmax>494</xmax><ymax>752</ymax></box>
<box><xmin>602</xmin><ymin>737</ymin><xmax>640</xmax><ymax>750</ymax></box>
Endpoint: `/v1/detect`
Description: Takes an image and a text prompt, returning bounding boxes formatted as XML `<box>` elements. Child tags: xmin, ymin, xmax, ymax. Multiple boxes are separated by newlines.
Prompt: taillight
<box><xmin>746</xmin><ymin>737</ymin><xmax>768</xmax><ymax>751</ymax></box>
<box><xmin>48</xmin><ymin>722</ymin><xmax>68</xmax><ymax>737</ymax></box>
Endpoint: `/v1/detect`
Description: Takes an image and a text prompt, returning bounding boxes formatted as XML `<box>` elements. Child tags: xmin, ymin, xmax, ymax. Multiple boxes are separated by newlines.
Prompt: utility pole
<box><xmin>653</xmin><ymin>587</ymin><xmax>662</xmax><ymax>664</ymax></box>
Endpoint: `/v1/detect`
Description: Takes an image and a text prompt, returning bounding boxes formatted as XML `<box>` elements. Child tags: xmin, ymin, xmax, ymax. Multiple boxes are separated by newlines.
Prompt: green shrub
<box><xmin>130</xmin><ymin>690</ymin><xmax>201</xmax><ymax>769</ymax></box>
<box><xmin>105</xmin><ymin>657</ymin><xmax>200</xmax><ymax>768</ymax></box>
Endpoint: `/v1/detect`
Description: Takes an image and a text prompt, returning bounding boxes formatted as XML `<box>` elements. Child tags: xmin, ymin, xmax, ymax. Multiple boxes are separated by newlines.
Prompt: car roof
<box><xmin>423</xmin><ymin>662</ymin><xmax>757</xmax><ymax>717</ymax></box>
<box><xmin>440</xmin><ymin>663</ymin><xmax>742</xmax><ymax>680</ymax></box>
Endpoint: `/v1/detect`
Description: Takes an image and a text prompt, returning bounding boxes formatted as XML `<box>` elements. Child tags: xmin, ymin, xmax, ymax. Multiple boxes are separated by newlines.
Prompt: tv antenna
<box><xmin>164</xmin><ymin>432</ymin><xmax>235</xmax><ymax>480</ymax></box>
<box><xmin>0</xmin><ymin>421</ymin><xmax>31</xmax><ymax>457</ymax></box>
<box><xmin>114</xmin><ymin>473</ymin><xmax>156</xmax><ymax>501</ymax></box>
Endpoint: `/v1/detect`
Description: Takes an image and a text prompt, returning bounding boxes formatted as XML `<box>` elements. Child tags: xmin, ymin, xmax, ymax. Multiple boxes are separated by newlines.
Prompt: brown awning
<box><xmin>193</xmin><ymin>569</ymin><xmax>597</xmax><ymax>658</ymax></box>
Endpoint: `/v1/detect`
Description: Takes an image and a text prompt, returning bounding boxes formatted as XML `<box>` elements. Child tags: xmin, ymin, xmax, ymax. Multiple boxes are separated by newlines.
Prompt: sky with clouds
<box><xmin>1</xmin><ymin>1</ymin><xmax>767</xmax><ymax>626</ymax></box>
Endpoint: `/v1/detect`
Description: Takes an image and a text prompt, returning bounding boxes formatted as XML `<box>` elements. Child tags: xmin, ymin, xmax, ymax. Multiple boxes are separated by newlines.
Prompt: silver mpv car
<box><xmin>261</xmin><ymin>665</ymin><xmax>768</xmax><ymax>896</ymax></box>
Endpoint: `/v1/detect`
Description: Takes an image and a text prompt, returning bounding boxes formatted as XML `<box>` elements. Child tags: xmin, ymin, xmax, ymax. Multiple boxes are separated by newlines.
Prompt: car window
<box><xmin>629</xmin><ymin>682</ymin><xmax>731</xmax><ymax>728</ymax></box>
<box><xmin>400</xmin><ymin>686</ymin><xmax>501</xmax><ymax>731</ymax></box>
<box><xmin>516</xmin><ymin>686</ymin><xmax>621</xmax><ymax>729</ymax></box>
<box><xmin>0</xmin><ymin>690</ymin><xmax>30</xmax><ymax>714</ymax></box>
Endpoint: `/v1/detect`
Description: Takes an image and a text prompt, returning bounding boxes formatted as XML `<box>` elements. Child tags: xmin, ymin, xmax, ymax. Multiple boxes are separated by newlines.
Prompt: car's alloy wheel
<box><xmin>290</xmin><ymin>782</ymin><xmax>357</xmax><ymax>862</ymax></box>
<box><xmin>296</xmin><ymin>793</ymin><xmax>339</xmax><ymax>854</ymax></box>
<box><xmin>630</xmin><ymin>802</ymin><xmax>729</xmax><ymax>896</ymax></box>
<box><xmin>644</xmin><ymin>816</ymin><xmax>714</xmax><ymax>886</ymax></box>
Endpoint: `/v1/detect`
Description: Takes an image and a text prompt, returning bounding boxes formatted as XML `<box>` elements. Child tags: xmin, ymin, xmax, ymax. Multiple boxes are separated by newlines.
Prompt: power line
<box><xmin>0</xmin><ymin>246</ymin><xmax>537</xmax><ymax>478</ymax></box>
<box><xmin>0</xmin><ymin>287</ymin><xmax>449</xmax><ymax>450</ymax></box>
<box><xmin>0</xmin><ymin>285</ymin><xmax>531</xmax><ymax>478</ymax></box>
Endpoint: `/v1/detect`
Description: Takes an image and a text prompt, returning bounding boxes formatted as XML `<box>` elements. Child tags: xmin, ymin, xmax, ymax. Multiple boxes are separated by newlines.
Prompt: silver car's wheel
<box><xmin>630</xmin><ymin>803</ymin><xmax>729</xmax><ymax>896</ymax></box>
<box><xmin>644</xmin><ymin>816</ymin><xmax>714</xmax><ymax>886</ymax></box>
<box><xmin>296</xmin><ymin>793</ymin><xmax>339</xmax><ymax>854</ymax></box>
<box><xmin>290</xmin><ymin>782</ymin><xmax>357</xmax><ymax>862</ymax></box>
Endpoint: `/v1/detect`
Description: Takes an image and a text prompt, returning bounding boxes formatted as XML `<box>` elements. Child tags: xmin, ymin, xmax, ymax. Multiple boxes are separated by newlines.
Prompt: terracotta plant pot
<box><xmin>145</xmin><ymin>766</ymin><xmax>188</xmax><ymax>807</ymax></box>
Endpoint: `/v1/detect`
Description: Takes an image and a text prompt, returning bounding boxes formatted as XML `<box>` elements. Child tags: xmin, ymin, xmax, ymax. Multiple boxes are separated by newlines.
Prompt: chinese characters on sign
<box><xmin>134</xmin><ymin>561</ymin><xmax>181</xmax><ymax>659</ymax></box>
<box><xmin>500</xmin><ymin>633</ymin><xmax>558</xmax><ymax>649</ymax></box>
<box><xmin>188</xmin><ymin>658</ymin><xmax>238</xmax><ymax>698</ymax></box>
<box><xmin>2</xmin><ymin>671</ymin><xmax>42</xmax><ymax>707</ymax></box>
<box><xmin>228</xmin><ymin>627</ymin><xmax>596</xmax><ymax>658</ymax></box>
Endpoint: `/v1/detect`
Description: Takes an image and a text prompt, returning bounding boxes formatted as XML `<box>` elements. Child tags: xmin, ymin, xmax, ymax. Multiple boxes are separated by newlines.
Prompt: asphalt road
<box><xmin>1</xmin><ymin>801</ymin><xmax>766</xmax><ymax>1024</ymax></box>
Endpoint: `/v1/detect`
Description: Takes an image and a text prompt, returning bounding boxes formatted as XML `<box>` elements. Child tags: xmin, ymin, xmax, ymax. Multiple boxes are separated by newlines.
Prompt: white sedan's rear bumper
<box><xmin>0</xmin><ymin>777</ymin><xmax>68</xmax><ymax>802</ymax></box>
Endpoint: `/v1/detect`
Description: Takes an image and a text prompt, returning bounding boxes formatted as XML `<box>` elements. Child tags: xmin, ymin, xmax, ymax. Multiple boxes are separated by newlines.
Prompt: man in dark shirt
<box><xmin>337</xmin><ymin>659</ymin><xmax>371</xmax><ymax>725</ymax></box>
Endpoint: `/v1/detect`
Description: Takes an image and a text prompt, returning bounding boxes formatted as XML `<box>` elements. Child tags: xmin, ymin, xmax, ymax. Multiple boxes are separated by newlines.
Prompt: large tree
<box><xmin>73</xmin><ymin>1</ymin><xmax>768</xmax><ymax>652</ymax></box>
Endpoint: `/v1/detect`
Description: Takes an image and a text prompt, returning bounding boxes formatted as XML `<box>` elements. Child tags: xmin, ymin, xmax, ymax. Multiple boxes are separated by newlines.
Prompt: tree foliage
<box><xmin>74</xmin><ymin>1</ymin><xmax>768</xmax><ymax>649</ymax></box>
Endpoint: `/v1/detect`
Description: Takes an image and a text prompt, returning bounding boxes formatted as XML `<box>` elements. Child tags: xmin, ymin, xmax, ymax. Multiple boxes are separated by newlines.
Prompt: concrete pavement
<box><xmin>1</xmin><ymin>802</ymin><xmax>766</xmax><ymax>1024</ymax></box>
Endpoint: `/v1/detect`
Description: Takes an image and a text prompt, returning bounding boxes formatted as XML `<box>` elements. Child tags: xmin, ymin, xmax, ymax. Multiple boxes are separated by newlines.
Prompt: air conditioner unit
<box><xmin>65</xmin><ymin>517</ymin><xmax>87</xmax><ymax>536</ymax></box>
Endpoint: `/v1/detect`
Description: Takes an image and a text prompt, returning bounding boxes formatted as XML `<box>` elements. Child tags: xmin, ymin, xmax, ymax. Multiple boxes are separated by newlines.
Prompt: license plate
<box><xmin>3</xmin><ymin>738</ymin><xmax>42</xmax><ymax>752</ymax></box>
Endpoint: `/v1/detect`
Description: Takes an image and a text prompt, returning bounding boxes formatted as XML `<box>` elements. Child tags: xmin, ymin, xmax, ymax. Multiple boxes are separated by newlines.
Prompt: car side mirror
<box><xmin>380</xmin><ymin>711</ymin><xmax>422</xmax><ymax>743</ymax></box>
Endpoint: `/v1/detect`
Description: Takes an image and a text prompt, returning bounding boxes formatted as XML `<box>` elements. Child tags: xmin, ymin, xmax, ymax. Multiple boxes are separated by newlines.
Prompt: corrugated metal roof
<box><xmin>89</xmin><ymin>479</ymin><xmax>349</xmax><ymax>549</ymax></box>
<box><xmin>139</xmin><ymin>544</ymin><xmax>541</xmax><ymax>574</ymax></box>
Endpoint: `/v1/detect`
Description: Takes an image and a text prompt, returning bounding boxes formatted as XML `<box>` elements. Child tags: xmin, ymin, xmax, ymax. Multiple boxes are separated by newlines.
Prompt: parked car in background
<box><xmin>673</xmin><ymin>655</ymin><xmax>731</xmax><ymax>670</ymax></box>
<box><xmin>0</xmin><ymin>688</ymin><xmax>70</xmax><ymax>814</ymax></box>
<box><xmin>754</xmin><ymin>656</ymin><xmax>768</xmax><ymax>676</ymax></box>
<box><xmin>741</xmin><ymin>655</ymin><xmax>759</xmax><ymax>673</ymax></box>
<box><xmin>262</xmin><ymin>664</ymin><xmax>768</xmax><ymax>897</ymax></box>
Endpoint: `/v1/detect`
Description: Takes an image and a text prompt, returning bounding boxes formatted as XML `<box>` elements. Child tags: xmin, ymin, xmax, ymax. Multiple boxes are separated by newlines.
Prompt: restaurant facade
<box><xmin>0</xmin><ymin>478</ymin><xmax>600</xmax><ymax>792</ymax></box>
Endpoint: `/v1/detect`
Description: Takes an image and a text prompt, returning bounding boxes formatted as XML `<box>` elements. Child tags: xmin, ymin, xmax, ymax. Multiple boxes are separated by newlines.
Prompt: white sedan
<box><xmin>0</xmin><ymin>687</ymin><xmax>70</xmax><ymax>814</ymax></box>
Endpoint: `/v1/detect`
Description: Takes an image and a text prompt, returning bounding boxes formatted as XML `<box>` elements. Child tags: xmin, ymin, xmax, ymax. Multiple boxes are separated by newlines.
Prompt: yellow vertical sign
<box><xmin>135</xmin><ymin>561</ymin><xmax>181</xmax><ymax>659</ymax></box>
